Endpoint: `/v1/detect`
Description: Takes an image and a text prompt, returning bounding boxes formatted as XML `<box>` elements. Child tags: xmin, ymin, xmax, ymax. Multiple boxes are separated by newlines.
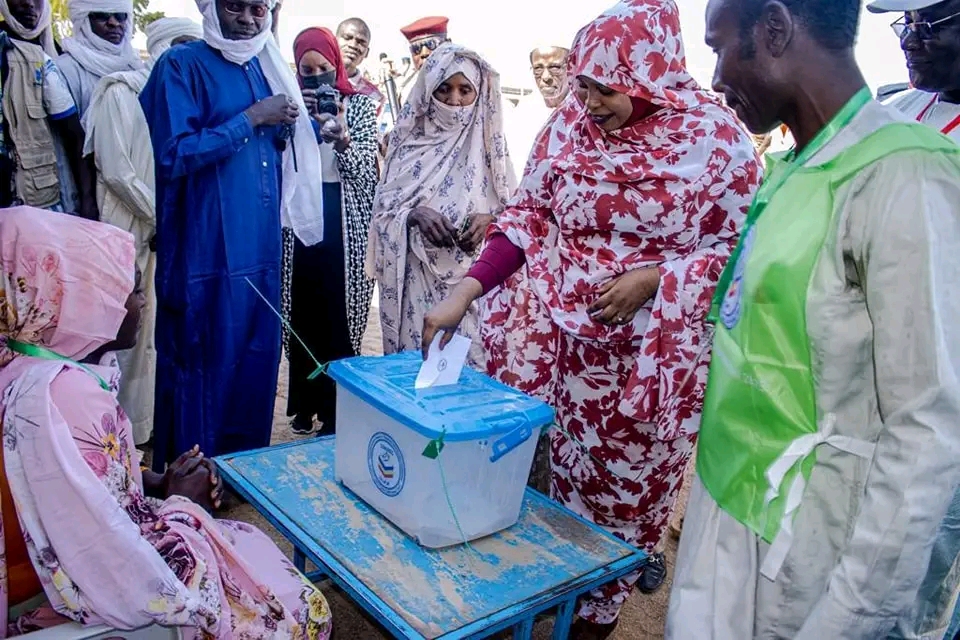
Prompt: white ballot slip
<box><xmin>415</xmin><ymin>333</ymin><xmax>471</xmax><ymax>389</ymax></box>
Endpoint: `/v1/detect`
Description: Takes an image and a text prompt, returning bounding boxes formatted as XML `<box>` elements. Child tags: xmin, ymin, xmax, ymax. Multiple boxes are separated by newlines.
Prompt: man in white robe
<box><xmin>666</xmin><ymin>0</ymin><xmax>960</xmax><ymax>637</ymax></box>
<box><xmin>82</xmin><ymin>17</ymin><xmax>202</xmax><ymax>445</ymax></box>
<box><xmin>869</xmin><ymin>1</ymin><xmax>960</xmax><ymax>637</ymax></box>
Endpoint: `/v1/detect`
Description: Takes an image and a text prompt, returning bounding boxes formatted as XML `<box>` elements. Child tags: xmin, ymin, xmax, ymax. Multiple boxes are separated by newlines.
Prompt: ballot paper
<box><xmin>415</xmin><ymin>333</ymin><xmax>471</xmax><ymax>389</ymax></box>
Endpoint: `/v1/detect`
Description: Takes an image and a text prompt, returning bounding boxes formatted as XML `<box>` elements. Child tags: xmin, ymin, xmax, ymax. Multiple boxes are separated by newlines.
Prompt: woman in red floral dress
<box><xmin>422</xmin><ymin>0</ymin><xmax>761</xmax><ymax>636</ymax></box>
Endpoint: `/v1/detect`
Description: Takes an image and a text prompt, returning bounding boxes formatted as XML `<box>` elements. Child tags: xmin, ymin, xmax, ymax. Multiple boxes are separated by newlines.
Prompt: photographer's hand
<box><xmin>301</xmin><ymin>89</ymin><xmax>318</xmax><ymax>117</ymax></box>
<box><xmin>316</xmin><ymin>112</ymin><xmax>349</xmax><ymax>151</ymax></box>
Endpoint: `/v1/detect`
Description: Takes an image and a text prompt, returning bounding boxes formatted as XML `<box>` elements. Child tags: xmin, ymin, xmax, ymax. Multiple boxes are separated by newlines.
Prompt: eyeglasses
<box><xmin>532</xmin><ymin>64</ymin><xmax>565</xmax><ymax>76</ymax></box>
<box><xmin>223</xmin><ymin>1</ymin><xmax>269</xmax><ymax>19</ymax></box>
<box><xmin>891</xmin><ymin>10</ymin><xmax>960</xmax><ymax>40</ymax></box>
<box><xmin>88</xmin><ymin>12</ymin><xmax>128</xmax><ymax>22</ymax></box>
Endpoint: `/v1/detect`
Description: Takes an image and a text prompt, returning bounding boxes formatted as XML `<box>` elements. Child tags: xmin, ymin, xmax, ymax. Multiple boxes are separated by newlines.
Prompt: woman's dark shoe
<box><xmin>638</xmin><ymin>551</ymin><xmax>667</xmax><ymax>594</ymax></box>
<box><xmin>569</xmin><ymin>617</ymin><xmax>619</xmax><ymax>640</ymax></box>
<box><xmin>291</xmin><ymin>414</ymin><xmax>316</xmax><ymax>435</ymax></box>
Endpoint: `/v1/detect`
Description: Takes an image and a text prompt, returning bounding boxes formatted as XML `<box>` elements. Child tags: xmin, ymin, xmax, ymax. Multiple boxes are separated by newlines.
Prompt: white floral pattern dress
<box><xmin>367</xmin><ymin>43</ymin><xmax>516</xmax><ymax>366</ymax></box>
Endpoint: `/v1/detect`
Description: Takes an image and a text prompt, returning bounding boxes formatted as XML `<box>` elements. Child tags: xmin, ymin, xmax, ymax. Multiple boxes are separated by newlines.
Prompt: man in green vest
<box><xmin>665</xmin><ymin>0</ymin><xmax>960</xmax><ymax>637</ymax></box>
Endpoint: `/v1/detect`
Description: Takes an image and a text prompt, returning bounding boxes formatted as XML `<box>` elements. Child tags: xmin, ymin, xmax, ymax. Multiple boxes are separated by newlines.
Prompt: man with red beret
<box><xmin>397</xmin><ymin>16</ymin><xmax>449</xmax><ymax>104</ymax></box>
<box><xmin>401</xmin><ymin>16</ymin><xmax>449</xmax><ymax>70</ymax></box>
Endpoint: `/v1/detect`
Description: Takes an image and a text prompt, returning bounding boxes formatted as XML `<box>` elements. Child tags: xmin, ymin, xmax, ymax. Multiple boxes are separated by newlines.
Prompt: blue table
<box><xmin>216</xmin><ymin>438</ymin><xmax>646</xmax><ymax>640</ymax></box>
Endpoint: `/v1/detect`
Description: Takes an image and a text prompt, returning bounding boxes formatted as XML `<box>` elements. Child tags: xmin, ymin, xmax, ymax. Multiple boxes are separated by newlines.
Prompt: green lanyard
<box><xmin>710</xmin><ymin>87</ymin><xmax>873</xmax><ymax>321</ymax></box>
<box><xmin>6</xmin><ymin>339</ymin><xmax>111</xmax><ymax>391</ymax></box>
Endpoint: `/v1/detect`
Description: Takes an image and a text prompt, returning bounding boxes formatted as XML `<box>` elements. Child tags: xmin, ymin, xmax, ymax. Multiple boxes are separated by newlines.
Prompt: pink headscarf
<box><xmin>0</xmin><ymin>207</ymin><xmax>135</xmax><ymax>366</ymax></box>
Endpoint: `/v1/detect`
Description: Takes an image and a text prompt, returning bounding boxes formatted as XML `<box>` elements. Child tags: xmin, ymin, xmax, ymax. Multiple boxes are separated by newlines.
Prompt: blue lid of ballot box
<box><xmin>327</xmin><ymin>352</ymin><xmax>554</xmax><ymax>442</ymax></box>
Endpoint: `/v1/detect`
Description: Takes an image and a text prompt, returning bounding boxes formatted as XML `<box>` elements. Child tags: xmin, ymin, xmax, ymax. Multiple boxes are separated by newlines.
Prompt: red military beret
<box><xmin>400</xmin><ymin>16</ymin><xmax>449</xmax><ymax>42</ymax></box>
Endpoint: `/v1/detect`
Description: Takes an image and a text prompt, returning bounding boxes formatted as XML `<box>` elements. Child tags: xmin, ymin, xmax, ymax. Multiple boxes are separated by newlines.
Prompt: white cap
<box><xmin>867</xmin><ymin>0</ymin><xmax>946</xmax><ymax>13</ymax></box>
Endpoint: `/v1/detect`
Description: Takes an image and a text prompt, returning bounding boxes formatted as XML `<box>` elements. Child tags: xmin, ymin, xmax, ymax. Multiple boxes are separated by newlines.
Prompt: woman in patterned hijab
<box><xmin>421</xmin><ymin>0</ymin><xmax>761</xmax><ymax>634</ymax></box>
<box><xmin>367</xmin><ymin>42</ymin><xmax>516</xmax><ymax>368</ymax></box>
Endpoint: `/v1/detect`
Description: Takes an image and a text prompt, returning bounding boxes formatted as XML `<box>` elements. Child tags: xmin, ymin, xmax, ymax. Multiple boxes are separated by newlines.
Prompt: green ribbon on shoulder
<box><xmin>6</xmin><ymin>339</ymin><xmax>110</xmax><ymax>391</ymax></box>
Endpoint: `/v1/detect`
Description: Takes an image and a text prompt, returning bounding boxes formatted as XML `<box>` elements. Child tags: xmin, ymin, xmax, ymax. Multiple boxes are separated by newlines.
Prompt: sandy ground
<box><xmin>218</xmin><ymin>294</ymin><xmax>693</xmax><ymax>639</ymax></box>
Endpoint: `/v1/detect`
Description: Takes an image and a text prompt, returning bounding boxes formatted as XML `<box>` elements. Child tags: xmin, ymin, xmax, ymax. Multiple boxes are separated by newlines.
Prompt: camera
<box><xmin>315</xmin><ymin>87</ymin><xmax>339</xmax><ymax>117</ymax></box>
<box><xmin>302</xmin><ymin>75</ymin><xmax>340</xmax><ymax>117</ymax></box>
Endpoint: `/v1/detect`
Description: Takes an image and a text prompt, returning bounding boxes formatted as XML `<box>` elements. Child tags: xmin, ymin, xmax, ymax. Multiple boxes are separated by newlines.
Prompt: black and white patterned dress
<box><xmin>281</xmin><ymin>93</ymin><xmax>378</xmax><ymax>424</ymax></box>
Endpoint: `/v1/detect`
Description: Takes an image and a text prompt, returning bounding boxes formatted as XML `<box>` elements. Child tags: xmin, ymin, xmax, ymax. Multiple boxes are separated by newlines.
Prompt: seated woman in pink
<box><xmin>0</xmin><ymin>206</ymin><xmax>332</xmax><ymax>639</ymax></box>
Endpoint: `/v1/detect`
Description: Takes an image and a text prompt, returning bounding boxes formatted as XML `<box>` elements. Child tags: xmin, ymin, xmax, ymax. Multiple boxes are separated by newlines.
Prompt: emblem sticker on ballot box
<box><xmin>368</xmin><ymin>432</ymin><xmax>405</xmax><ymax>497</ymax></box>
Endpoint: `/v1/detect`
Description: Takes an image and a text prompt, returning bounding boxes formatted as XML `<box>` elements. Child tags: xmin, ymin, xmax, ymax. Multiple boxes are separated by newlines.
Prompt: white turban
<box><xmin>146</xmin><ymin>17</ymin><xmax>202</xmax><ymax>63</ymax></box>
<box><xmin>0</xmin><ymin>0</ymin><xmax>56</xmax><ymax>55</ymax></box>
<box><xmin>196</xmin><ymin>0</ymin><xmax>324</xmax><ymax>245</ymax></box>
<box><xmin>61</xmin><ymin>0</ymin><xmax>144</xmax><ymax>78</ymax></box>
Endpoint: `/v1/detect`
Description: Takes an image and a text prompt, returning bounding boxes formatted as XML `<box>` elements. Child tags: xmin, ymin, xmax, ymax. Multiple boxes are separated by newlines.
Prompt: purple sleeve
<box><xmin>466</xmin><ymin>233</ymin><xmax>526</xmax><ymax>295</ymax></box>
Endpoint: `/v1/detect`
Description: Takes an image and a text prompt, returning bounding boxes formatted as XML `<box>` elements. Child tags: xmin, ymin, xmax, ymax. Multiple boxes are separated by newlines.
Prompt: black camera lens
<box><xmin>315</xmin><ymin>87</ymin><xmax>339</xmax><ymax>116</ymax></box>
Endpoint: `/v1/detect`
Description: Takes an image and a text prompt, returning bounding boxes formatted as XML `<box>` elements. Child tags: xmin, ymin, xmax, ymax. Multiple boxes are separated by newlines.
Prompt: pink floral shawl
<box><xmin>0</xmin><ymin>208</ymin><xmax>330</xmax><ymax>638</ymax></box>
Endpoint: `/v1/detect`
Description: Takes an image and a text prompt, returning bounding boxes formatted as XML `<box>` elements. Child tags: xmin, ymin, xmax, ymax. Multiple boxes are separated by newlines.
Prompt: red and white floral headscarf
<box><xmin>521</xmin><ymin>0</ymin><xmax>746</xmax><ymax>190</ymax></box>
<box><xmin>485</xmin><ymin>0</ymin><xmax>762</xmax><ymax>440</ymax></box>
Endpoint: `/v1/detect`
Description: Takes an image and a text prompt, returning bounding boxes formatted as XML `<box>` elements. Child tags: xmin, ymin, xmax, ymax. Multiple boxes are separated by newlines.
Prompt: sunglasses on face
<box><xmin>891</xmin><ymin>9</ymin><xmax>960</xmax><ymax>40</ymax></box>
<box><xmin>89</xmin><ymin>12</ymin><xmax>127</xmax><ymax>22</ymax></box>
<box><xmin>223</xmin><ymin>0</ymin><xmax>269</xmax><ymax>18</ymax></box>
<box><xmin>410</xmin><ymin>38</ymin><xmax>443</xmax><ymax>56</ymax></box>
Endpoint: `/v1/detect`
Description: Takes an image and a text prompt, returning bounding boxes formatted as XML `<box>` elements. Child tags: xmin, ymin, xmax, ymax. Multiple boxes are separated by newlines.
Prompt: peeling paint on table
<box><xmin>217</xmin><ymin>438</ymin><xmax>646</xmax><ymax>639</ymax></box>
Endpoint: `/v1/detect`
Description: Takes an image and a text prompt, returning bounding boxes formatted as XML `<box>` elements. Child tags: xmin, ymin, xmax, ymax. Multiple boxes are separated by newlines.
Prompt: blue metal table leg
<box><xmin>552</xmin><ymin>599</ymin><xmax>575</xmax><ymax>640</ymax></box>
<box><xmin>304</xmin><ymin>569</ymin><xmax>326</xmax><ymax>584</ymax></box>
<box><xmin>512</xmin><ymin>616</ymin><xmax>534</xmax><ymax>639</ymax></box>
<box><xmin>293</xmin><ymin>547</ymin><xmax>306</xmax><ymax>573</ymax></box>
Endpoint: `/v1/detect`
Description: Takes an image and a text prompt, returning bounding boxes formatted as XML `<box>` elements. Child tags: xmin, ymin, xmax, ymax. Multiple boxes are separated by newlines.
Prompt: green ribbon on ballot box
<box><xmin>422</xmin><ymin>431</ymin><xmax>445</xmax><ymax>459</ymax></box>
<box><xmin>245</xmin><ymin>277</ymin><xmax>326</xmax><ymax>380</ymax></box>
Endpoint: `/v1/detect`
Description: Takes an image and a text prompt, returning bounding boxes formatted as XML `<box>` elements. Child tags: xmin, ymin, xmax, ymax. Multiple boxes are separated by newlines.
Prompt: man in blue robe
<box><xmin>140</xmin><ymin>0</ymin><xmax>323</xmax><ymax>468</ymax></box>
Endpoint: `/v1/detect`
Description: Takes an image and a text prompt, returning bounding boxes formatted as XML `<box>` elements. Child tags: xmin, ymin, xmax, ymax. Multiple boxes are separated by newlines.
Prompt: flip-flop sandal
<box><xmin>291</xmin><ymin>416</ymin><xmax>316</xmax><ymax>435</ymax></box>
